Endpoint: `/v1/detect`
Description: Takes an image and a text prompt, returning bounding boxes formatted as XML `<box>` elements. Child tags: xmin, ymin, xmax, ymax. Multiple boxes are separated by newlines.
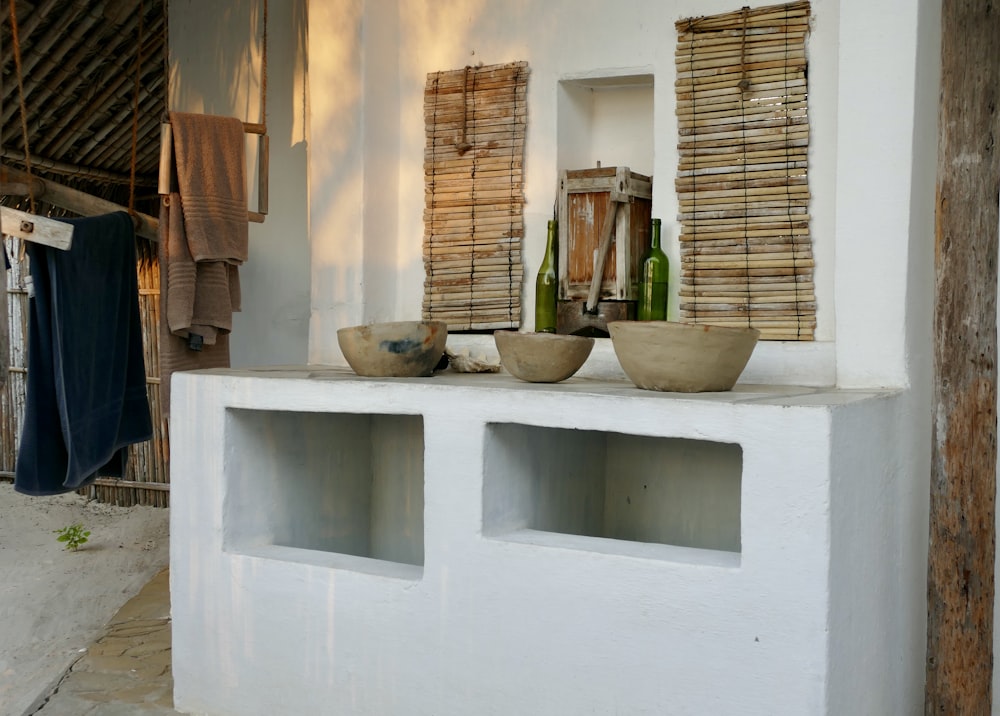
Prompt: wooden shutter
<box><xmin>423</xmin><ymin>61</ymin><xmax>528</xmax><ymax>331</ymax></box>
<box><xmin>675</xmin><ymin>1</ymin><xmax>815</xmax><ymax>340</ymax></box>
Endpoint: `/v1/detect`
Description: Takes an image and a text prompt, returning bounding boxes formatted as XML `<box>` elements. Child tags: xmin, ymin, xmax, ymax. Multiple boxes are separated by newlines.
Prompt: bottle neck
<box><xmin>545</xmin><ymin>221</ymin><xmax>557</xmax><ymax>254</ymax></box>
<box><xmin>650</xmin><ymin>220</ymin><xmax>661</xmax><ymax>250</ymax></box>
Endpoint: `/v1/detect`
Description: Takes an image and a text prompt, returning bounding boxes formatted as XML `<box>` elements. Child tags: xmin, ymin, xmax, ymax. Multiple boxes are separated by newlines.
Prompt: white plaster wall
<box><xmin>307</xmin><ymin>0</ymin><xmax>843</xmax><ymax>383</ymax></box>
<box><xmin>170</xmin><ymin>0</ymin><xmax>311</xmax><ymax>366</ymax></box>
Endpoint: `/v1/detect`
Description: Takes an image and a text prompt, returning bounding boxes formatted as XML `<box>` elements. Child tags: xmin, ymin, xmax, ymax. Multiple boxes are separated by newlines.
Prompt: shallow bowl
<box><xmin>494</xmin><ymin>330</ymin><xmax>595</xmax><ymax>383</ymax></box>
<box><xmin>608</xmin><ymin>320</ymin><xmax>760</xmax><ymax>392</ymax></box>
<box><xmin>337</xmin><ymin>321</ymin><xmax>448</xmax><ymax>377</ymax></box>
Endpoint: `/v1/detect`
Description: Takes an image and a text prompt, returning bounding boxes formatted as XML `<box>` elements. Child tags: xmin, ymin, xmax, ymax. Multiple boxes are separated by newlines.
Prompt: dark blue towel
<box><xmin>14</xmin><ymin>212</ymin><xmax>153</xmax><ymax>496</ymax></box>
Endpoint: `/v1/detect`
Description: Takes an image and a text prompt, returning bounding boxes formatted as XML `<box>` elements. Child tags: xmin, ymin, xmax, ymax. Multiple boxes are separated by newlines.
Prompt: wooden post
<box><xmin>926</xmin><ymin>0</ymin><xmax>1000</xmax><ymax>712</ymax></box>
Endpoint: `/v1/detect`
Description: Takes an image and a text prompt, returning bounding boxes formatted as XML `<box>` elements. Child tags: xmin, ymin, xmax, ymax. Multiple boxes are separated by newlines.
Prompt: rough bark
<box><xmin>926</xmin><ymin>0</ymin><xmax>1000</xmax><ymax>712</ymax></box>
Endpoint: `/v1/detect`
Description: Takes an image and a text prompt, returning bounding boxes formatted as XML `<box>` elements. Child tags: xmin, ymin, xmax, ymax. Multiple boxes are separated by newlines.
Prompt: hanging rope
<box><xmin>129</xmin><ymin>0</ymin><xmax>146</xmax><ymax>216</ymax></box>
<box><xmin>261</xmin><ymin>0</ymin><xmax>268</xmax><ymax>130</ymax></box>
<box><xmin>8</xmin><ymin>0</ymin><xmax>35</xmax><ymax>215</ymax></box>
<box><xmin>162</xmin><ymin>0</ymin><xmax>169</xmax><ymax>122</ymax></box>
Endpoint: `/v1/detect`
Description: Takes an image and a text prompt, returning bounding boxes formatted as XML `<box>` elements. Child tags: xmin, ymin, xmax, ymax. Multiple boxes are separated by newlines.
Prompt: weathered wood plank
<box><xmin>926</xmin><ymin>0</ymin><xmax>1000</xmax><ymax>712</ymax></box>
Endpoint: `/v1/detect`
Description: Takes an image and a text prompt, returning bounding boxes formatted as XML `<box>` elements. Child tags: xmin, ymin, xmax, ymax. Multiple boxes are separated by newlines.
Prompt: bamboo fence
<box><xmin>675</xmin><ymin>0</ymin><xmax>816</xmax><ymax>341</ymax></box>
<box><xmin>423</xmin><ymin>61</ymin><xmax>529</xmax><ymax>331</ymax></box>
<box><xmin>0</xmin><ymin>233</ymin><xmax>169</xmax><ymax>507</ymax></box>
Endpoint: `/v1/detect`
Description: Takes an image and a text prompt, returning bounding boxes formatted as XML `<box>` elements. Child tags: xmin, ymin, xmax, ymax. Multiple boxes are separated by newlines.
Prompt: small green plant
<box><xmin>54</xmin><ymin>523</ymin><xmax>91</xmax><ymax>551</ymax></box>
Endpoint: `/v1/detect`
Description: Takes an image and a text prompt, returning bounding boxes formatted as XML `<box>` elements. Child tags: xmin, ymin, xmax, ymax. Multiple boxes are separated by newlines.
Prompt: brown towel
<box><xmin>167</xmin><ymin>111</ymin><xmax>247</xmax><ymax>346</ymax></box>
<box><xmin>158</xmin><ymin>196</ymin><xmax>231</xmax><ymax>418</ymax></box>
<box><xmin>163</xmin><ymin>192</ymin><xmax>240</xmax><ymax>346</ymax></box>
<box><xmin>169</xmin><ymin>111</ymin><xmax>249</xmax><ymax>263</ymax></box>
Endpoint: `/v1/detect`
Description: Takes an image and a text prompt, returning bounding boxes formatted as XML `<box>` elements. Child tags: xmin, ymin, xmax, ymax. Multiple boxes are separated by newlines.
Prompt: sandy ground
<box><xmin>0</xmin><ymin>482</ymin><xmax>169</xmax><ymax>716</ymax></box>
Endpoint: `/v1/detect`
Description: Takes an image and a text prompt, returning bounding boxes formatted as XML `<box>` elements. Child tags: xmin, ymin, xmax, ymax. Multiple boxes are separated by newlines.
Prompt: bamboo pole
<box><xmin>425</xmin><ymin>155</ymin><xmax>525</xmax><ymax>171</ymax></box>
<box><xmin>676</xmin><ymin>2</ymin><xmax>810</xmax><ymax>31</ymax></box>
<box><xmin>677</xmin><ymin>172</ymin><xmax>808</xmax><ymax>191</ymax></box>
<box><xmin>424</xmin><ymin>240</ymin><xmax>522</xmax><ymax>253</ymax></box>
<box><xmin>678</xmin><ymin>186</ymin><xmax>810</xmax><ymax>204</ymax></box>
<box><xmin>681</xmin><ymin>244</ymin><xmax>813</xmax><ymax>258</ymax></box>
<box><xmin>424</xmin><ymin>214</ymin><xmax>523</xmax><ymax>227</ymax></box>
<box><xmin>681</xmin><ymin>291</ymin><xmax>816</xmax><ymax>302</ymax></box>
<box><xmin>675</xmin><ymin>32</ymin><xmax>807</xmax><ymax>57</ymax></box>
<box><xmin>678</xmin><ymin>116</ymin><xmax>808</xmax><ymax>139</ymax></box>
<box><xmin>678</xmin><ymin>104</ymin><xmax>808</xmax><ymax>129</ymax></box>
<box><xmin>685</xmin><ymin>265</ymin><xmax>813</xmax><ymax>278</ymax></box>
<box><xmin>678</xmin><ymin>124</ymin><xmax>809</xmax><ymax>144</ymax></box>
<box><xmin>680</xmin><ymin>212</ymin><xmax>812</xmax><ymax>226</ymax></box>
<box><xmin>674</xmin><ymin>68</ymin><xmax>805</xmax><ymax>91</ymax></box>
<box><xmin>426</xmin><ymin>199</ymin><xmax>524</xmax><ymax>212</ymax></box>
<box><xmin>676</xmin><ymin>78</ymin><xmax>807</xmax><ymax>104</ymax></box>
<box><xmin>678</xmin><ymin>146</ymin><xmax>808</xmax><ymax>166</ymax></box>
<box><xmin>677</xmin><ymin>92</ymin><xmax>809</xmax><ymax>116</ymax></box>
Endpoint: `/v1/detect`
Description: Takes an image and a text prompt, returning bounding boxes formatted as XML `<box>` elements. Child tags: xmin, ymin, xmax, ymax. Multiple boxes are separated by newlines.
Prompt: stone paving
<box><xmin>29</xmin><ymin>569</ymin><xmax>182</xmax><ymax>716</ymax></box>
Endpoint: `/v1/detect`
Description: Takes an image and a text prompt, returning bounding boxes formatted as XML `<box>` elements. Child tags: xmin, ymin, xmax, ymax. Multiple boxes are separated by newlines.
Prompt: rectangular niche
<box><xmin>223</xmin><ymin>409</ymin><xmax>425</xmax><ymax>571</ymax></box>
<box><xmin>557</xmin><ymin>73</ymin><xmax>654</xmax><ymax>176</ymax></box>
<box><xmin>483</xmin><ymin>424</ymin><xmax>741</xmax><ymax>554</ymax></box>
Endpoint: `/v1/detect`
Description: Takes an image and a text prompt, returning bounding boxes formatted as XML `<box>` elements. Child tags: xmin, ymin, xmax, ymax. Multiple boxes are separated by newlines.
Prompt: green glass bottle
<box><xmin>637</xmin><ymin>218</ymin><xmax>669</xmax><ymax>321</ymax></box>
<box><xmin>534</xmin><ymin>219</ymin><xmax>558</xmax><ymax>333</ymax></box>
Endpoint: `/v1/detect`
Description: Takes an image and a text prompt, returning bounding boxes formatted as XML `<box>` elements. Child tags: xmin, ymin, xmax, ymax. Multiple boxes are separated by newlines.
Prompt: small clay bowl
<box><xmin>608</xmin><ymin>320</ymin><xmax>759</xmax><ymax>392</ymax></box>
<box><xmin>494</xmin><ymin>330</ymin><xmax>595</xmax><ymax>383</ymax></box>
<box><xmin>337</xmin><ymin>321</ymin><xmax>448</xmax><ymax>377</ymax></box>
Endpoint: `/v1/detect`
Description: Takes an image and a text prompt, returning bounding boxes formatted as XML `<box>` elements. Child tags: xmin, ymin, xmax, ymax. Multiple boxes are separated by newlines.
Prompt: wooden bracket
<box><xmin>1</xmin><ymin>205</ymin><xmax>73</xmax><ymax>251</ymax></box>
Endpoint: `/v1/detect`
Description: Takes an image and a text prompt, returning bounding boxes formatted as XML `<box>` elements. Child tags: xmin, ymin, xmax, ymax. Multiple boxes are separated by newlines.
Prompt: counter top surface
<box><xmin>183</xmin><ymin>364</ymin><xmax>899</xmax><ymax>408</ymax></box>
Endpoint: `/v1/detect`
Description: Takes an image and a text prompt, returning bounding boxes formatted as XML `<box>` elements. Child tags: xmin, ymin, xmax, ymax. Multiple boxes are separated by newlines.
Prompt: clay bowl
<box><xmin>494</xmin><ymin>330</ymin><xmax>595</xmax><ymax>383</ymax></box>
<box><xmin>337</xmin><ymin>321</ymin><xmax>448</xmax><ymax>377</ymax></box>
<box><xmin>608</xmin><ymin>320</ymin><xmax>760</xmax><ymax>392</ymax></box>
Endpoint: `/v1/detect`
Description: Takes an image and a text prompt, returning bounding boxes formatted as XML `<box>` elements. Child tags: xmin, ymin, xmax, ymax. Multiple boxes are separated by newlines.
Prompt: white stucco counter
<box><xmin>170</xmin><ymin>366</ymin><xmax>915</xmax><ymax>715</ymax></box>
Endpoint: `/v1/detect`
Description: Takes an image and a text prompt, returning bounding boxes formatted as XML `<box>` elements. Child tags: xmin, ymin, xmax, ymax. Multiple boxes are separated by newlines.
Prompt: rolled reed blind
<box><xmin>675</xmin><ymin>1</ymin><xmax>815</xmax><ymax>340</ymax></box>
<box><xmin>423</xmin><ymin>61</ymin><xmax>529</xmax><ymax>331</ymax></box>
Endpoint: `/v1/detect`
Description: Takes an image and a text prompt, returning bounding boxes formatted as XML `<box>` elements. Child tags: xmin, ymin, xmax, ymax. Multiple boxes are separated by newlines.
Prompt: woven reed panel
<box><xmin>676</xmin><ymin>1</ymin><xmax>815</xmax><ymax>341</ymax></box>
<box><xmin>423</xmin><ymin>61</ymin><xmax>528</xmax><ymax>331</ymax></box>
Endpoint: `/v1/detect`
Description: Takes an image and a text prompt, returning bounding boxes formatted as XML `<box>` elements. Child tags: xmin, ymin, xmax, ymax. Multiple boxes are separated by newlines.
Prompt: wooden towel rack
<box><xmin>157</xmin><ymin>120</ymin><xmax>269</xmax><ymax>223</ymax></box>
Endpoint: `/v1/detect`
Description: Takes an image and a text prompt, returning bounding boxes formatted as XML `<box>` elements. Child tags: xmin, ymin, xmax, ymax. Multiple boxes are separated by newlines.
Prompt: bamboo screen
<box><xmin>675</xmin><ymin>1</ymin><xmax>815</xmax><ymax>340</ymax></box>
<box><xmin>423</xmin><ymin>61</ymin><xmax>528</xmax><ymax>331</ymax></box>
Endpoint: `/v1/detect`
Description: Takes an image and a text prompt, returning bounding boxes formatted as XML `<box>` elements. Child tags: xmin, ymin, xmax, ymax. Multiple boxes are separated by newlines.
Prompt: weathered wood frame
<box><xmin>557</xmin><ymin>165</ymin><xmax>653</xmax><ymax>303</ymax></box>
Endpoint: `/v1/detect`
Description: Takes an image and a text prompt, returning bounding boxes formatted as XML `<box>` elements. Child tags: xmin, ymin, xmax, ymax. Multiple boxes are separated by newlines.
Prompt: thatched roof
<box><xmin>1</xmin><ymin>0</ymin><xmax>165</xmax><ymax>216</ymax></box>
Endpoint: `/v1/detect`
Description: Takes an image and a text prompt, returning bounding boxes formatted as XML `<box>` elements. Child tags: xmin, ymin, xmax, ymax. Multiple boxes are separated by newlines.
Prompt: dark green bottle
<box><xmin>535</xmin><ymin>219</ymin><xmax>558</xmax><ymax>332</ymax></box>
<box><xmin>637</xmin><ymin>218</ymin><xmax>669</xmax><ymax>321</ymax></box>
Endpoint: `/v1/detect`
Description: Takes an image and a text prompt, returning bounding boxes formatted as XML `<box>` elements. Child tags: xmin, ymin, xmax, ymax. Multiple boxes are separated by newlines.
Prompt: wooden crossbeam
<box><xmin>0</xmin><ymin>163</ymin><xmax>158</xmax><ymax>241</ymax></box>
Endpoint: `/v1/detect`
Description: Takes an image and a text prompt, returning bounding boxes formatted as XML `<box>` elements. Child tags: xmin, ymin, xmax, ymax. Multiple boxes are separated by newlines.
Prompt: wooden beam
<box><xmin>0</xmin><ymin>163</ymin><xmax>159</xmax><ymax>242</ymax></box>
<box><xmin>926</xmin><ymin>0</ymin><xmax>1000</xmax><ymax>712</ymax></box>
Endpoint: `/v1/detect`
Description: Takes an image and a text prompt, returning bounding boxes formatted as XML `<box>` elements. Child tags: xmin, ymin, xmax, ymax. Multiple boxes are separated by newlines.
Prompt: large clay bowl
<box><xmin>337</xmin><ymin>321</ymin><xmax>448</xmax><ymax>377</ymax></box>
<box><xmin>608</xmin><ymin>321</ymin><xmax>760</xmax><ymax>392</ymax></box>
<box><xmin>494</xmin><ymin>330</ymin><xmax>595</xmax><ymax>383</ymax></box>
